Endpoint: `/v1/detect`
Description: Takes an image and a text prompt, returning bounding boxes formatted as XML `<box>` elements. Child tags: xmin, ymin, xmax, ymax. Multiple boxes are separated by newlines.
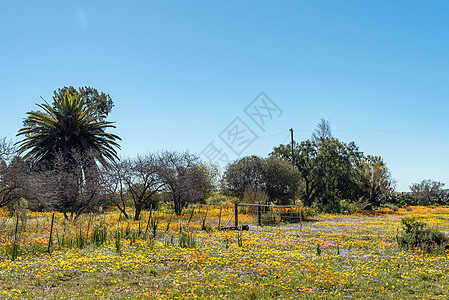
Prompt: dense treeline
<box><xmin>0</xmin><ymin>88</ymin><xmax>447</xmax><ymax>219</ymax></box>
<box><xmin>221</xmin><ymin>120</ymin><xmax>447</xmax><ymax>212</ymax></box>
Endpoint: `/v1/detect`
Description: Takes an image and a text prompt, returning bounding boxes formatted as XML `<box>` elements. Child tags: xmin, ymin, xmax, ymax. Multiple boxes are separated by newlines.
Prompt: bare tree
<box><xmin>158</xmin><ymin>151</ymin><xmax>213</xmax><ymax>215</ymax></box>
<box><xmin>23</xmin><ymin>165</ymin><xmax>59</xmax><ymax>211</ymax></box>
<box><xmin>410</xmin><ymin>179</ymin><xmax>445</xmax><ymax>205</ymax></box>
<box><xmin>312</xmin><ymin>118</ymin><xmax>332</xmax><ymax>142</ymax></box>
<box><xmin>0</xmin><ymin>138</ymin><xmax>29</xmax><ymax>208</ymax></box>
<box><xmin>124</xmin><ymin>154</ymin><xmax>165</xmax><ymax>220</ymax></box>
<box><xmin>0</xmin><ymin>137</ymin><xmax>15</xmax><ymax>162</ymax></box>
<box><xmin>105</xmin><ymin>154</ymin><xmax>166</xmax><ymax>220</ymax></box>
<box><xmin>28</xmin><ymin>150</ymin><xmax>107</xmax><ymax>220</ymax></box>
<box><xmin>243</xmin><ymin>185</ymin><xmax>269</xmax><ymax>205</ymax></box>
<box><xmin>103</xmin><ymin>159</ymin><xmax>130</xmax><ymax>218</ymax></box>
<box><xmin>0</xmin><ymin>157</ymin><xmax>28</xmax><ymax>208</ymax></box>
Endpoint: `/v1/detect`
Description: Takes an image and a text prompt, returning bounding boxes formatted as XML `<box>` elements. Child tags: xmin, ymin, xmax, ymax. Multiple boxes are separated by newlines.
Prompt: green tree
<box><xmin>271</xmin><ymin>138</ymin><xmax>366</xmax><ymax>211</ymax></box>
<box><xmin>262</xmin><ymin>156</ymin><xmax>300</xmax><ymax>205</ymax></box>
<box><xmin>313</xmin><ymin>138</ymin><xmax>365</xmax><ymax>211</ymax></box>
<box><xmin>53</xmin><ymin>86</ymin><xmax>114</xmax><ymax>120</ymax></box>
<box><xmin>271</xmin><ymin>140</ymin><xmax>318</xmax><ymax>206</ymax></box>
<box><xmin>17</xmin><ymin>90</ymin><xmax>121</xmax><ymax>166</ymax></box>
<box><xmin>222</xmin><ymin>156</ymin><xmax>300</xmax><ymax>205</ymax></box>
<box><xmin>222</xmin><ymin>156</ymin><xmax>265</xmax><ymax>199</ymax></box>
<box><xmin>197</xmin><ymin>161</ymin><xmax>220</xmax><ymax>192</ymax></box>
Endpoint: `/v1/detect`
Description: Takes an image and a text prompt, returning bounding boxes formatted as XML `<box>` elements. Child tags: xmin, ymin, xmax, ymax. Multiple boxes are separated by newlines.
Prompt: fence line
<box><xmin>185</xmin><ymin>202</ymin><xmax>308</xmax><ymax>229</ymax></box>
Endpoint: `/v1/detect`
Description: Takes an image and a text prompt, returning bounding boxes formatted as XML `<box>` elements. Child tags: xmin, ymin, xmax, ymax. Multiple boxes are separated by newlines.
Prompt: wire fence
<box><xmin>181</xmin><ymin>203</ymin><xmax>316</xmax><ymax>230</ymax></box>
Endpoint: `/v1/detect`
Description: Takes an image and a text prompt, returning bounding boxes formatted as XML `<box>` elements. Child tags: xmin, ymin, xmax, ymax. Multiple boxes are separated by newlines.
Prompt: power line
<box><xmin>259</xmin><ymin>130</ymin><xmax>290</xmax><ymax>139</ymax></box>
<box><xmin>282</xmin><ymin>133</ymin><xmax>290</xmax><ymax>144</ymax></box>
<box><xmin>334</xmin><ymin>129</ymin><xmax>449</xmax><ymax>134</ymax></box>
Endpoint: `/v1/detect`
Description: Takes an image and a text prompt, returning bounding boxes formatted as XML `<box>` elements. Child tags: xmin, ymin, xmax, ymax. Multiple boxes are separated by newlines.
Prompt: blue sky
<box><xmin>1</xmin><ymin>1</ymin><xmax>448</xmax><ymax>191</ymax></box>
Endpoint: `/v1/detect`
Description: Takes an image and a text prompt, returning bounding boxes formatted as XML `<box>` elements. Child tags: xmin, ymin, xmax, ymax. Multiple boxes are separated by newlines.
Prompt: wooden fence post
<box><xmin>218</xmin><ymin>207</ymin><xmax>222</xmax><ymax>229</ymax></box>
<box><xmin>201</xmin><ymin>207</ymin><xmax>209</xmax><ymax>229</ymax></box>
<box><xmin>258</xmin><ymin>205</ymin><xmax>262</xmax><ymax>227</ymax></box>
<box><xmin>234</xmin><ymin>203</ymin><xmax>239</xmax><ymax>229</ymax></box>
<box><xmin>166</xmin><ymin>211</ymin><xmax>174</xmax><ymax>233</ymax></box>
<box><xmin>187</xmin><ymin>207</ymin><xmax>195</xmax><ymax>225</ymax></box>
<box><xmin>145</xmin><ymin>210</ymin><xmax>152</xmax><ymax>235</ymax></box>
<box><xmin>13</xmin><ymin>214</ymin><xmax>19</xmax><ymax>245</ymax></box>
<box><xmin>47</xmin><ymin>213</ymin><xmax>55</xmax><ymax>253</ymax></box>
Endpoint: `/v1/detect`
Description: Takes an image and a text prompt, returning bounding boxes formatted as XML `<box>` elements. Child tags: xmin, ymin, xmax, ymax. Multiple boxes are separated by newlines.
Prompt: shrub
<box><xmin>322</xmin><ymin>202</ymin><xmax>341</xmax><ymax>214</ymax></box>
<box><xmin>401</xmin><ymin>217</ymin><xmax>426</xmax><ymax>233</ymax></box>
<box><xmin>397</xmin><ymin>217</ymin><xmax>448</xmax><ymax>253</ymax></box>
<box><xmin>150</xmin><ymin>217</ymin><xmax>158</xmax><ymax>238</ymax></box>
<box><xmin>7</xmin><ymin>198</ymin><xmax>29</xmax><ymax>231</ymax></box>
<box><xmin>376</xmin><ymin>193</ymin><xmax>418</xmax><ymax>207</ymax></box>
<box><xmin>114</xmin><ymin>228</ymin><xmax>122</xmax><ymax>253</ymax></box>
<box><xmin>143</xmin><ymin>193</ymin><xmax>166</xmax><ymax>210</ymax></box>
<box><xmin>381</xmin><ymin>203</ymin><xmax>399</xmax><ymax>211</ymax></box>
<box><xmin>340</xmin><ymin>199</ymin><xmax>360</xmax><ymax>214</ymax></box>
<box><xmin>206</xmin><ymin>193</ymin><xmax>238</xmax><ymax>206</ymax></box>
<box><xmin>237</xmin><ymin>232</ymin><xmax>243</xmax><ymax>247</ymax></box>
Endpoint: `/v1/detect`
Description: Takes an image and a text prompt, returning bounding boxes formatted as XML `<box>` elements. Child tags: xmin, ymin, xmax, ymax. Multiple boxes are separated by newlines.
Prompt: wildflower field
<box><xmin>1</xmin><ymin>206</ymin><xmax>449</xmax><ymax>299</ymax></box>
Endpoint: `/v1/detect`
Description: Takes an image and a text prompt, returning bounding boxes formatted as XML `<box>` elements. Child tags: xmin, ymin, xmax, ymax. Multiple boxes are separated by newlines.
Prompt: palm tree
<box><xmin>17</xmin><ymin>91</ymin><xmax>121</xmax><ymax>166</ymax></box>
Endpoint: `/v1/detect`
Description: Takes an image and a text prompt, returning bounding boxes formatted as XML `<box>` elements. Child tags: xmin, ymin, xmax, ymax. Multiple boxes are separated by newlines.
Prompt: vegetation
<box><xmin>3</xmin><ymin>87</ymin><xmax>449</xmax><ymax>299</ymax></box>
<box><xmin>17</xmin><ymin>88</ymin><xmax>121</xmax><ymax>166</ymax></box>
<box><xmin>158</xmin><ymin>151</ymin><xmax>214</xmax><ymax>215</ymax></box>
<box><xmin>0</xmin><ymin>206</ymin><xmax>448</xmax><ymax>299</ymax></box>
<box><xmin>268</xmin><ymin>120</ymin><xmax>399</xmax><ymax>212</ymax></box>
<box><xmin>0</xmin><ymin>139</ymin><xmax>28</xmax><ymax>208</ymax></box>
<box><xmin>53</xmin><ymin>86</ymin><xmax>114</xmax><ymax>120</ymax></box>
<box><xmin>106</xmin><ymin>154</ymin><xmax>166</xmax><ymax>220</ymax></box>
<box><xmin>410</xmin><ymin>179</ymin><xmax>446</xmax><ymax>205</ymax></box>
<box><xmin>1</xmin><ymin>90</ymin><xmax>449</xmax><ymax>299</ymax></box>
<box><xmin>360</xmin><ymin>155</ymin><xmax>396</xmax><ymax>203</ymax></box>
<box><xmin>397</xmin><ymin>216</ymin><xmax>448</xmax><ymax>253</ymax></box>
<box><xmin>222</xmin><ymin>155</ymin><xmax>300</xmax><ymax>205</ymax></box>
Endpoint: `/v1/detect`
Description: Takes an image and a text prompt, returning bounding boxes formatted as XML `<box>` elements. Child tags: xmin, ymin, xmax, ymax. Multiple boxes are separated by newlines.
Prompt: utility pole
<box><xmin>290</xmin><ymin>128</ymin><xmax>295</xmax><ymax>167</ymax></box>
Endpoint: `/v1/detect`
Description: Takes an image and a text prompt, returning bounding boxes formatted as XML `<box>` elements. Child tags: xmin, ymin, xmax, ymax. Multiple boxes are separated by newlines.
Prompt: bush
<box><xmin>381</xmin><ymin>203</ymin><xmax>399</xmax><ymax>211</ymax></box>
<box><xmin>314</xmin><ymin>201</ymin><xmax>341</xmax><ymax>213</ymax></box>
<box><xmin>397</xmin><ymin>217</ymin><xmax>448</xmax><ymax>253</ymax></box>
<box><xmin>376</xmin><ymin>193</ymin><xmax>416</xmax><ymax>207</ymax></box>
<box><xmin>340</xmin><ymin>199</ymin><xmax>360</xmax><ymax>214</ymax></box>
<box><xmin>7</xmin><ymin>197</ymin><xmax>28</xmax><ymax>231</ymax></box>
<box><xmin>206</xmin><ymin>193</ymin><xmax>238</xmax><ymax>206</ymax></box>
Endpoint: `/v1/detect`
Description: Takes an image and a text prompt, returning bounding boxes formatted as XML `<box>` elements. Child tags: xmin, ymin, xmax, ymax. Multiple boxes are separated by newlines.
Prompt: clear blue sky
<box><xmin>1</xmin><ymin>1</ymin><xmax>448</xmax><ymax>191</ymax></box>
